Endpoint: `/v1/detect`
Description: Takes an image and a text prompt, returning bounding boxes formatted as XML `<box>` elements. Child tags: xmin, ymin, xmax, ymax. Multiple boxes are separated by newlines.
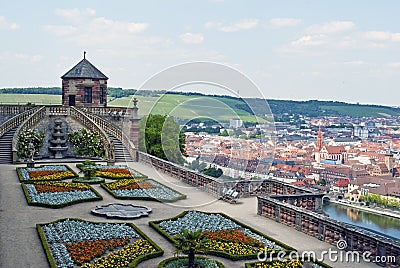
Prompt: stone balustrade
<box><xmin>0</xmin><ymin>107</ymin><xmax>39</xmax><ymax>138</ymax></box>
<box><xmin>0</xmin><ymin>105</ymin><xmax>35</xmax><ymax>115</ymax></box>
<box><xmin>69</xmin><ymin>107</ymin><xmax>113</xmax><ymax>162</ymax></box>
<box><xmin>12</xmin><ymin>106</ymin><xmax>46</xmax><ymax>163</ymax></box>
<box><xmin>257</xmin><ymin>196</ymin><xmax>400</xmax><ymax>267</ymax></box>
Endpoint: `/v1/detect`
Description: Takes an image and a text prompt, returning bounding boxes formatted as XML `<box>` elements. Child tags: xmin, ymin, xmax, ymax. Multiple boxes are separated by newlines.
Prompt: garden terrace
<box><xmin>37</xmin><ymin>218</ymin><xmax>163</xmax><ymax>268</ymax></box>
<box><xmin>244</xmin><ymin>258</ymin><xmax>332</xmax><ymax>268</ymax></box>
<box><xmin>149</xmin><ymin>210</ymin><xmax>296</xmax><ymax>260</ymax></box>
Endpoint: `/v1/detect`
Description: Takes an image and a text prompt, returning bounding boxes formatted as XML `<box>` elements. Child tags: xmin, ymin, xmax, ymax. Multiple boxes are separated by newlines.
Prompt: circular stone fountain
<box><xmin>91</xmin><ymin>203</ymin><xmax>152</xmax><ymax>219</ymax></box>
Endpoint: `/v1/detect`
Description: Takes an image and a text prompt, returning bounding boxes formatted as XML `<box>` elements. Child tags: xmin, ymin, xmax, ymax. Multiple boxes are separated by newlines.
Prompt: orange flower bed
<box><xmin>65</xmin><ymin>238</ymin><xmax>130</xmax><ymax>265</ymax></box>
<box><xmin>35</xmin><ymin>185</ymin><xmax>82</xmax><ymax>193</ymax></box>
<box><xmin>202</xmin><ymin>229</ymin><xmax>263</xmax><ymax>247</ymax></box>
<box><xmin>28</xmin><ymin>170</ymin><xmax>60</xmax><ymax>178</ymax></box>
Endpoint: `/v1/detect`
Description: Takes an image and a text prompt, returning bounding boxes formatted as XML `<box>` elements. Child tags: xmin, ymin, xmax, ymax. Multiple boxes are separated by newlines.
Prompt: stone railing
<box><xmin>83</xmin><ymin>111</ymin><xmax>137</xmax><ymax>161</ymax></box>
<box><xmin>11</xmin><ymin>106</ymin><xmax>46</xmax><ymax>163</ymax></box>
<box><xmin>137</xmin><ymin>151</ymin><xmax>316</xmax><ymax>199</ymax></box>
<box><xmin>46</xmin><ymin>106</ymin><xmax>70</xmax><ymax>116</ymax></box>
<box><xmin>257</xmin><ymin>196</ymin><xmax>400</xmax><ymax>268</ymax></box>
<box><xmin>0</xmin><ymin>105</ymin><xmax>36</xmax><ymax>115</ymax></box>
<box><xmin>0</xmin><ymin>107</ymin><xmax>39</xmax><ymax>137</ymax></box>
<box><xmin>69</xmin><ymin>107</ymin><xmax>113</xmax><ymax>162</ymax></box>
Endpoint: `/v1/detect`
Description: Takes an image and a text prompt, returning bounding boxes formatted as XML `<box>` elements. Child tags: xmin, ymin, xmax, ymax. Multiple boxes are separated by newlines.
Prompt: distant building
<box><xmin>314</xmin><ymin>125</ymin><xmax>348</xmax><ymax>163</ymax></box>
<box><xmin>230</xmin><ymin>118</ymin><xmax>243</xmax><ymax>129</ymax></box>
<box><xmin>61</xmin><ymin>52</ymin><xmax>108</xmax><ymax>107</ymax></box>
<box><xmin>353</xmin><ymin>121</ymin><xmax>380</xmax><ymax>139</ymax></box>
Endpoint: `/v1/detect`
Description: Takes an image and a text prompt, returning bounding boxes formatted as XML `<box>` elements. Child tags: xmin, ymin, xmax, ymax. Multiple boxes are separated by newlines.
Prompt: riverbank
<box><xmin>329</xmin><ymin>199</ymin><xmax>400</xmax><ymax>219</ymax></box>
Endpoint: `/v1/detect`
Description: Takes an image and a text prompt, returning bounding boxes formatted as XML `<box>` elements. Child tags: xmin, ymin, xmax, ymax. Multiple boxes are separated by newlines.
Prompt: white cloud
<box><xmin>205</xmin><ymin>19</ymin><xmax>258</xmax><ymax>32</ymax></box>
<box><xmin>343</xmin><ymin>60</ymin><xmax>367</xmax><ymax>65</ymax></box>
<box><xmin>269</xmin><ymin>18</ymin><xmax>301</xmax><ymax>28</ymax></box>
<box><xmin>54</xmin><ymin>8</ymin><xmax>96</xmax><ymax>23</ymax></box>
<box><xmin>44</xmin><ymin>25</ymin><xmax>77</xmax><ymax>36</ymax></box>
<box><xmin>0</xmin><ymin>16</ymin><xmax>19</xmax><ymax>30</ymax></box>
<box><xmin>0</xmin><ymin>52</ymin><xmax>42</xmax><ymax>62</ymax></box>
<box><xmin>180</xmin><ymin>33</ymin><xmax>204</xmax><ymax>44</ymax></box>
<box><xmin>307</xmin><ymin>21</ymin><xmax>355</xmax><ymax>34</ymax></box>
<box><xmin>388</xmin><ymin>62</ymin><xmax>400</xmax><ymax>68</ymax></box>
<box><xmin>291</xmin><ymin>35</ymin><xmax>326</xmax><ymax>47</ymax></box>
<box><xmin>363</xmin><ymin>31</ymin><xmax>400</xmax><ymax>42</ymax></box>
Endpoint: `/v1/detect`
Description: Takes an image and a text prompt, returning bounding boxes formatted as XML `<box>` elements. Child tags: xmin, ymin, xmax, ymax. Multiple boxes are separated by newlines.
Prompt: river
<box><xmin>322</xmin><ymin>202</ymin><xmax>400</xmax><ymax>240</ymax></box>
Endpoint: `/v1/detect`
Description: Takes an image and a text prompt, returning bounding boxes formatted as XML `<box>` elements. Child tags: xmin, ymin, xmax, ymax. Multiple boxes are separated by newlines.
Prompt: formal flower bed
<box><xmin>22</xmin><ymin>181</ymin><xmax>102</xmax><ymax>208</ymax></box>
<box><xmin>158</xmin><ymin>256</ymin><xmax>225</xmax><ymax>268</ymax></box>
<box><xmin>245</xmin><ymin>259</ymin><xmax>331</xmax><ymax>268</ymax></box>
<box><xmin>77</xmin><ymin>164</ymin><xmax>146</xmax><ymax>179</ymax></box>
<box><xmin>101</xmin><ymin>179</ymin><xmax>186</xmax><ymax>202</ymax></box>
<box><xmin>17</xmin><ymin>165</ymin><xmax>78</xmax><ymax>182</ymax></box>
<box><xmin>150</xmin><ymin>211</ymin><xmax>296</xmax><ymax>260</ymax></box>
<box><xmin>37</xmin><ymin>218</ymin><xmax>163</xmax><ymax>268</ymax></box>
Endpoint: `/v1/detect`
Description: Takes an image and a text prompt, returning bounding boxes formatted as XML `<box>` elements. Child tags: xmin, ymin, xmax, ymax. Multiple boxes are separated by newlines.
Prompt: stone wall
<box><xmin>62</xmin><ymin>78</ymin><xmax>107</xmax><ymax>107</ymax></box>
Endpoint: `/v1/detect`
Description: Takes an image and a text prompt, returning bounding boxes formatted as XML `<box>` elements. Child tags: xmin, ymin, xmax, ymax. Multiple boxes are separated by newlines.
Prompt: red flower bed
<box><xmin>202</xmin><ymin>229</ymin><xmax>263</xmax><ymax>247</ymax></box>
<box><xmin>65</xmin><ymin>238</ymin><xmax>130</xmax><ymax>265</ymax></box>
<box><xmin>35</xmin><ymin>185</ymin><xmax>83</xmax><ymax>193</ymax></box>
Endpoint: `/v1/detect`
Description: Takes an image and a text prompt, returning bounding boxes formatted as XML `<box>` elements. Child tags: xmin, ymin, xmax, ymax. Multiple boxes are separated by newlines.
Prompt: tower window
<box><xmin>84</xmin><ymin>87</ymin><xmax>92</xmax><ymax>103</ymax></box>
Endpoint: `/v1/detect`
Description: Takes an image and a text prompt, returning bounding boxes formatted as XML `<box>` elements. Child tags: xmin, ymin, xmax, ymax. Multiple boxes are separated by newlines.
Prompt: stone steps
<box><xmin>0</xmin><ymin>127</ymin><xmax>17</xmax><ymax>164</ymax></box>
<box><xmin>107</xmin><ymin>133</ymin><xmax>134</xmax><ymax>162</ymax></box>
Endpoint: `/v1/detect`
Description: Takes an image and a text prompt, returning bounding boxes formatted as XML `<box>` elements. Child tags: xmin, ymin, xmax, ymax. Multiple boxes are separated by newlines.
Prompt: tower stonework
<box><xmin>61</xmin><ymin>53</ymin><xmax>108</xmax><ymax>107</ymax></box>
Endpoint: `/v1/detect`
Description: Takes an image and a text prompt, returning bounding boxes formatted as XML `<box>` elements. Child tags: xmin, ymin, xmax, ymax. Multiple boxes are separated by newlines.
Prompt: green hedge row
<box><xmin>100</xmin><ymin>178</ymin><xmax>187</xmax><ymax>203</ymax></box>
<box><xmin>149</xmin><ymin>210</ymin><xmax>297</xmax><ymax>261</ymax></box>
<box><xmin>72</xmin><ymin>177</ymin><xmax>105</xmax><ymax>184</ymax></box>
<box><xmin>158</xmin><ymin>256</ymin><xmax>225</xmax><ymax>268</ymax></box>
<box><xmin>36</xmin><ymin>218</ymin><xmax>164</xmax><ymax>268</ymax></box>
<box><xmin>16</xmin><ymin>164</ymin><xmax>78</xmax><ymax>183</ymax></box>
<box><xmin>21</xmin><ymin>182</ymin><xmax>103</xmax><ymax>208</ymax></box>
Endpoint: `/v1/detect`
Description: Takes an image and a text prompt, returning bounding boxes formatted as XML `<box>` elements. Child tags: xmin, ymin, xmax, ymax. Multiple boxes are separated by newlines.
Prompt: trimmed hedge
<box><xmin>37</xmin><ymin>218</ymin><xmax>164</xmax><ymax>268</ymax></box>
<box><xmin>72</xmin><ymin>177</ymin><xmax>105</xmax><ymax>184</ymax></box>
<box><xmin>101</xmin><ymin>178</ymin><xmax>187</xmax><ymax>202</ymax></box>
<box><xmin>158</xmin><ymin>256</ymin><xmax>225</xmax><ymax>268</ymax></box>
<box><xmin>21</xmin><ymin>182</ymin><xmax>103</xmax><ymax>208</ymax></box>
<box><xmin>16</xmin><ymin>164</ymin><xmax>78</xmax><ymax>182</ymax></box>
<box><xmin>149</xmin><ymin>210</ymin><xmax>296</xmax><ymax>261</ymax></box>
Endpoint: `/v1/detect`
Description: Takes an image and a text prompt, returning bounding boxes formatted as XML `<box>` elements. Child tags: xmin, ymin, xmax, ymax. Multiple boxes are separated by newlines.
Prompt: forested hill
<box><xmin>1</xmin><ymin>87</ymin><xmax>399</xmax><ymax>118</ymax></box>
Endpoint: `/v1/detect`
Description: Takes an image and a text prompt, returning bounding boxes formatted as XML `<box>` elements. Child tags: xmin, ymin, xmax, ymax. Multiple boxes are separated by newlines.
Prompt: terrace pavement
<box><xmin>0</xmin><ymin>161</ymin><xmax>377</xmax><ymax>268</ymax></box>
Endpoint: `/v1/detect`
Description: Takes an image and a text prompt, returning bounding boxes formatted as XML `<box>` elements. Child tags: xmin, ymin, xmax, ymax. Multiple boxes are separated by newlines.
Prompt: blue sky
<box><xmin>1</xmin><ymin>1</ymin><xmax>400</xmax><ymax>106</ymax></box>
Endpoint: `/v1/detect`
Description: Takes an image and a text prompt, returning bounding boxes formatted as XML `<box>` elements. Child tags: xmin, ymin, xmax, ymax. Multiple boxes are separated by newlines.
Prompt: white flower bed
<box><xmin>158</xmin><ymin>211</ymin><xmax>282</xmax><ymax>249</ymax></box>
<box><xmin>25</xmin><ymin>184</ymin><xmax>97</xmax><ymax>205</ymax></box>
<box><xmin>19</xmin><ymin>165</ymin><xmax>68</xmax><ymax>181</ymax></box>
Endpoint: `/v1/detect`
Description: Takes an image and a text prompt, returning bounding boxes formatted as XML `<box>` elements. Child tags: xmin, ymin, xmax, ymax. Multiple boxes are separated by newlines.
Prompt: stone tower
<box><xmin>61</xmin><ymin>52</ymin><xmax>108</xmax><ymax>107</ymax></box>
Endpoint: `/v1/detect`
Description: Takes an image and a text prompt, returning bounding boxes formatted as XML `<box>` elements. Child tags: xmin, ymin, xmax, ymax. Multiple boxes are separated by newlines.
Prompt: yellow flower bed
<box><xmin>81</xmin><ymin>239</ymin><xmax>157</xmax><ymax>268</ymax></box>
<box><xmin>30</xmin><ymin>171</ymin><xmax>75</xmax><ymax>181</ymax></box>
<box><xmin>252</xmin><ymin>259</ymin><xmax>303</xmax><ymax>268</ymax></box>
<box><xmin>105</xmin><ymin>179</ymin><xmax>142</xmax><ymax>190</ymax></box>
<box><xmin>204</xmin><ymin>240</ymin><xmax>265</xmax><ymax>256</ymax></box>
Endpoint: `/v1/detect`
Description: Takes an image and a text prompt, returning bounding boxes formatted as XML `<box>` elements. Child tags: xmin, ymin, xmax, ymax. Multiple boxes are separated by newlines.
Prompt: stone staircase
<box><xmin>107</xmin><ymin>133</ymin><xmax>134</xmax><ymax>162</ymax></box>
<box><xmin>0</xmin><ymin>127</ymin><xmax>17</xmax><ymax>164</ymax></box>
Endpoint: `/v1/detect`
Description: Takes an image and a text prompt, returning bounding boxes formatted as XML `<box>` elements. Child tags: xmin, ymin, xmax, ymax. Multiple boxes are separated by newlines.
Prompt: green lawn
<box><xmin>0</xmin><ymin>94</ymin><xmax>61</xmax><ymax>105</ymax></box>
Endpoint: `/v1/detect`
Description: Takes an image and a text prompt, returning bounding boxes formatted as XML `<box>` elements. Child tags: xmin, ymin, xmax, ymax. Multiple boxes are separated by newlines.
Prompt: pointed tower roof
<box><xmin>61</xmin><ymin>53</ymin><xmax>108</xmax><ymax>79</ymax></box>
